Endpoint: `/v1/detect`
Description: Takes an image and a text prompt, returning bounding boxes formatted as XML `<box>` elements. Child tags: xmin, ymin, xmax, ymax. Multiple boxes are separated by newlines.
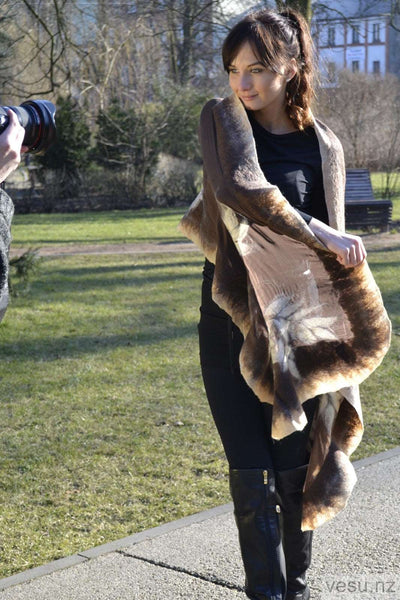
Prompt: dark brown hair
<box><xmin>222</xmin><ymin>8</ymin><xmax>315</xmax><ymax>130</ymax></box>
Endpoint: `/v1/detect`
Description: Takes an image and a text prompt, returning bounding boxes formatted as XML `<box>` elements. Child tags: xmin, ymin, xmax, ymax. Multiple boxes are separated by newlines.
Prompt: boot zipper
<box><xmin>263</xmin><ymin>470</ymin><xmax>280</xmax><ymax>513</ymax></box>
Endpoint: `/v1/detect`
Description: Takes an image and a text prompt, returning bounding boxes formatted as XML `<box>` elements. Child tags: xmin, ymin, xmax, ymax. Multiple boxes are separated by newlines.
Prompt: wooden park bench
<box><xmin>345</xmin><ymin>169</ymin><xmax>392</xmax><ymax>231</ymax></box>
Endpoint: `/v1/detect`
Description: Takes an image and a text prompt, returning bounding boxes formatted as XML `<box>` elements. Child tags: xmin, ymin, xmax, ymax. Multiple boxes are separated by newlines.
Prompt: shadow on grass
<box><xmin>21</xmin><ymin>263</ymin><xmax>202</xmax><ymax>301</ymax></box>
<box><xmin>3</xmin><ymin>253</ymin><xmax>203</xmax><ymax>362</ymax></box>
<box><xmin>367</xmin><ymin>245</ymin><xmax>400</xmax><ymax>254</ymax></box>
<box><xmin>0</xmin><ymin>323</ymin><xmax>197</xmax><ymax>361</ymax></box>
<box><xmin>368</xmin><ymin>260</ymin><xmax>400</xmax><ymax>271</ymax></box>
<box><xmin>43</xmin><ymin>259</ymin><xmax>202</xmax><ymax>278</ymax></box>
<box><xmin>121</xmin><ymin>208</ymin><xmax>187</xmax><ymax>219</ymax></box>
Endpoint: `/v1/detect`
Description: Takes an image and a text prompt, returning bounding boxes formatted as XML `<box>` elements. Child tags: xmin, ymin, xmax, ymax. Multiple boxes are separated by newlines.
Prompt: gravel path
<box><xmin>9</xmin><ymin>241</ymin><xmax>199</xmax><ymax>258</ymax></box>
<box><xmin>10</xmin><ymin>231</ymin><xmax>400</xmax><ymax>258</ymax></box>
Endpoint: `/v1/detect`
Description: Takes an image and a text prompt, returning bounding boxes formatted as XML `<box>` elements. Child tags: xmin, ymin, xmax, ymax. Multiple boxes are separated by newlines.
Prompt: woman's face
<box><xmin>228</xmin><ymin>41</ymin><xmax>291</xmax><ymax>119</ymax></box>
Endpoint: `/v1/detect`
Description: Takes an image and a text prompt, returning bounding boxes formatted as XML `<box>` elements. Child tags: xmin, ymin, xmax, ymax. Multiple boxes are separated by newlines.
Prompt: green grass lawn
<box><xmin>356</xmin><ymin>247</ymin><xmax>400</xmax><ymax>455</ymax></box>
<box><xmin>1</xmin><ymin>208</ymin><xmax>399</xmax><ymax>578</ymax></box>
<box><xmin>370</xmin><ymin>171</ymin><xmax>400</xmax><ymax>221</ymax></box>
<box><xmin>10</xmin><ymin>208</ymin><xmax>186</xmax><ymax>248</ymax></box>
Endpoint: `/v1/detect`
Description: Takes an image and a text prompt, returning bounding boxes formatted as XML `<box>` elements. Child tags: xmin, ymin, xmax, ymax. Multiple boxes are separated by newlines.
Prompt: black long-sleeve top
<box><xmin>248</xmin><ymin>112</ymin><xmax>329</xmax><ymax>225</ymax></box>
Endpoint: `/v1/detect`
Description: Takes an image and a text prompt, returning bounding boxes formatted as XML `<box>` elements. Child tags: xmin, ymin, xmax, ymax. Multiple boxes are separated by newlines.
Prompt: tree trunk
<box><xmin>180</xmin><ymin>0</ymin><xmax>193</xmax><ymax>84</ymax></box>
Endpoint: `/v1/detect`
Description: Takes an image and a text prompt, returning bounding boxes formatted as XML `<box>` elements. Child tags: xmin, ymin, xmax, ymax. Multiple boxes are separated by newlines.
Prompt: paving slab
<box><xmin>0</xmin><ymin>553</ymin><xmax>244</xmax><ymax>600</ymax></box>
<box><xmin>123</xmin><ymin>511</ymin><xmax>243</xmax><ymax>589</ymax></box>
<box><xmin>0</xmin><ymin>447</ymin><xmax>399</xmax><ymax>600</ymax></box>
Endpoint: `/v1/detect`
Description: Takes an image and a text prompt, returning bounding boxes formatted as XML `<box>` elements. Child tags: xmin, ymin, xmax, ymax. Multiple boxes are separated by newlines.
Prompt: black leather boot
<box><xmin>229</xmin><ymin>468</ymin><xmax>286</xmax><ymax>600</ymax></box>
<box><xmin>276</xmin><ymin>465</ymin><xmax>312</xmax><ymax>600</ymax></box>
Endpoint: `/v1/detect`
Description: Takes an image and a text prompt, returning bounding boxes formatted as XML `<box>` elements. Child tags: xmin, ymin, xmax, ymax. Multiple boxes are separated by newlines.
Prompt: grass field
<box><xmin>0</xmin><ymin>204</ymin><xmax>399</xmax><ymax>578</ymax></box>
<box><xmin>10</xmin><ymin>208</ymin><xmax>186</xmax><ymax>248</ymax></box>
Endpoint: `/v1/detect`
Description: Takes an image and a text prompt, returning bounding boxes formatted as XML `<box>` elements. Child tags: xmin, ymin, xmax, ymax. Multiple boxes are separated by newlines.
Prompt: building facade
<box><xmin>313</xmin><ymin>0</ymin><xmax>400</xmax><ymax>83</ymax></box>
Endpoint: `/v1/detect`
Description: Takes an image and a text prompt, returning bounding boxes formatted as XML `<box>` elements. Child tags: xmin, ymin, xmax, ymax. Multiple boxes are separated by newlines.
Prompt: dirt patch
<box><xmin>361</xmin><ymin>232</ymin><xmax>400</xmax><ymax>251</ymax></box>
<box><xmin>10</xmin><ymin>231</ymin><xmax>400</xmax><ymax>258</ymax></box>
<box><xmin>10</xmin><ymin>241</ymin><xmax>199</xmax><ymax>258</ymax></box>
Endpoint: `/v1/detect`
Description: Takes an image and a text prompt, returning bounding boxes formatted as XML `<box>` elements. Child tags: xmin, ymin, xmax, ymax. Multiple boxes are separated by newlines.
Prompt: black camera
<box><xmin>0</xmin><ymin>99</ymin><xmax>56</xmax><ymax>154</ymax></box>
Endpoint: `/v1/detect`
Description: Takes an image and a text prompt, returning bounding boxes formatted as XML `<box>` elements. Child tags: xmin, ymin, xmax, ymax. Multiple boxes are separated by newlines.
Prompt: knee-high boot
<box><xmin>229</xmin><ymin>468</ymin><xmax>287</xmax><ymax>600</ymax></box>
<box><xmin>276</xmin><ymin>465</ymin><xmax>312</xmax><ymax>600</ymax></box>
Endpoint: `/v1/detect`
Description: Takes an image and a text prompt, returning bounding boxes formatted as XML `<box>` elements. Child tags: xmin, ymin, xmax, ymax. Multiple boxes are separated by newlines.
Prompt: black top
<box><xmin>249</xmin><ymin>112</ymin><xmax>329</xmax><ymax>225</ymax></box>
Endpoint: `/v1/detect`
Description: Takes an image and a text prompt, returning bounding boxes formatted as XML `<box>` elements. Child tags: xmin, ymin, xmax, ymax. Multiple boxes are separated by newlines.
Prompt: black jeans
<box><xmin>198</xmin><ymin>264</ymin><xmax>318</xmax><ymax>471</ymax></box>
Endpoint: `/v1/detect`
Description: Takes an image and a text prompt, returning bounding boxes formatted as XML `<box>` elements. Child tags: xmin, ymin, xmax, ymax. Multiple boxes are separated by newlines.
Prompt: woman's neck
<box><xmin>252</xmin><ymin>107</ymin><xmax>297</xmax><ymax>135</ymax></box>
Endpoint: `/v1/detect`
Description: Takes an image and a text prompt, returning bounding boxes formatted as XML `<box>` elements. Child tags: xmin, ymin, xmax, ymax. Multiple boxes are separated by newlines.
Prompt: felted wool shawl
<box><xmin>179</xmin><ymin>94</ymin><xmax>391</xmax><ymax>530</ymax></box>
<box><xmin>0</xmin><ymin>188</ymin><xmax>14</xmax><ymax>322</ymax></box>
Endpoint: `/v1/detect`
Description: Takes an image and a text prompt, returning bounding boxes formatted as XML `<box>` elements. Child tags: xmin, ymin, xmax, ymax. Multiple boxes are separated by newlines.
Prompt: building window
<box><xmin>328</xmin><ymin>27</ymin><xmax>336</xmax><ymax>46</ymax></box>
<box><xmin>373</xmin><ymin>60</ymin><xmax>381</xmax><ymax>74</ymax></box>
<box><xmin>352</xmin><ymin>24</ymin><xmax>360</xmax><ymax>44</ymax></box>
<box><xmin>352</xmin><ymin>60</ymin><xmax>360</xmax><ymax>73</ymax></box>
<box><xmin>372</xmin><ymin>23</ymin><xmax>381</xmax><ymax>42</ymax></box>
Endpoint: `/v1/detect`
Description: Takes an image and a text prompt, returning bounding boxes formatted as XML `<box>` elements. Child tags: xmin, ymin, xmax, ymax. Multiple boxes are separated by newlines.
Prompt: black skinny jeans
<box><xmin>198</xmin><ymin>261</ymin><xmax>318</xmax><ymax>472</ymax></box>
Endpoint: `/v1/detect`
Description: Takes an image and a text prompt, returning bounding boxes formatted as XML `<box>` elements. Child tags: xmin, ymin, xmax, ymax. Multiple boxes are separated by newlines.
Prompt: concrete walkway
<box><xmin>0</xmin><ymin>447</ymin><xmax>399</xmax><ymax>600</ymax></box>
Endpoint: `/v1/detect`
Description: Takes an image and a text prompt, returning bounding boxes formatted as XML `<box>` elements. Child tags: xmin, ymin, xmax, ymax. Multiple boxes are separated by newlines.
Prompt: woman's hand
<box><xmin>0</xmin><ymin>110</ymin><xmax>26</xmax><ymax>183</ymax></box>
<box><xmin>309</xmin><ymin>217</ymin><xmax>367</xmax><ymax>267</ymax></box>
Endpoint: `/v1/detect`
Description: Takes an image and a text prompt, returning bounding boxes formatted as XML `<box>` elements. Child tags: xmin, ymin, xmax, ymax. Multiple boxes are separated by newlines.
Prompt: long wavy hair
<box><xmin>222</xmin><ymin>8</ymin><xmax>316</xmax><ymax>130</ymax></box>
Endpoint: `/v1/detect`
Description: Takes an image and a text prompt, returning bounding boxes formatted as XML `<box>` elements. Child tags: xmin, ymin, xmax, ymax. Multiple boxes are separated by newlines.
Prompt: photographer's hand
<box><xmin>0</xmin><ymin>110</ymin><xmax>26</xmax><ymax>183</ymax></box>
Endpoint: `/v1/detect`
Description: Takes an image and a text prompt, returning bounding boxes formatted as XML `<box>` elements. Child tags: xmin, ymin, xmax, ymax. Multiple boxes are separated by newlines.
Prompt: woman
<box><xmin>180</xmin><ymin>8</ymin><xmax>389</xmax><ymax>600</ymax></box>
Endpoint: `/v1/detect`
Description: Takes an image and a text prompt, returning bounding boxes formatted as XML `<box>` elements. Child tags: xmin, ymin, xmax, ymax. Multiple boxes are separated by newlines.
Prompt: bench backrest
<box><xmin>345</xmin><ymin>169</ymin><xmax>375</xmax><ymax>203</ymax></box>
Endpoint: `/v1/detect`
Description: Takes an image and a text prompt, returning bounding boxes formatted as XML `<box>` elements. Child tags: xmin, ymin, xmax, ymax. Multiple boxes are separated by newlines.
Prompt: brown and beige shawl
<box><xmin>179</xmin><ymin>94</ymin><xmax>391</xmax><ymax>530</ymax></box>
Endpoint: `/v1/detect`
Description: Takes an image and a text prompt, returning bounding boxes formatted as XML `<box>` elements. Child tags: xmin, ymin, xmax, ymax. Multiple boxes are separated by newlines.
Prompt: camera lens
<box><xmin>0</xmin><ymin>99</ymin><xmax>56</xmax><ymax>153</ymax></box>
